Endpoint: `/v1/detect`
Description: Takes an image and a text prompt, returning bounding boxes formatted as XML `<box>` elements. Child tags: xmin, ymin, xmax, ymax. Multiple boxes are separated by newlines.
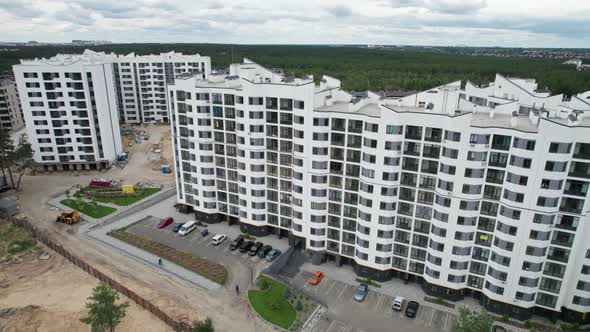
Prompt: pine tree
<box><xmin>80</xmin><ymin>283</ymin><xmax>129</xmax><ymax>332</ymax></box>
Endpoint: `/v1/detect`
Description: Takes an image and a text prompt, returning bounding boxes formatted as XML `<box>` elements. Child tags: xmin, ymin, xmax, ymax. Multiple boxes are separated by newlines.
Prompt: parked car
<box><xmin>239</xmin><ymin>240</ymin><xmax>254</xmax><ymax>253</ymax></box>
<box><xmin>392</xmin><ymin>296</ymin><xmax>405</xmax><ymax>311</ymax></box>
<box><xmin>405</xmin><ymin>301</ymin><xmax>419</xmax><ymax>318</ymax></box>
<box><xmin>265</xmin><ymin>249</ymin><xmax>281</xmax><ymax>261</ymax></box>
<box><xmin>308</xmin><ymin>271</ymin><xmax>324</xmax><ymax>285</ymax></box>
<box><xmin>354</xmin><ymin>284</ymin><xmax>369</xmax><ymax>302</ymax></box>
<box><xmin>492</xmin><ymin>326</ymin><xmax>507</xmax><ymax>332</ymax></box>
<box><xmin>157</xmin><ymin>217</ymin><xmax>174</xmax><ymax>229</ymax></box>
<box><xmin>172</xmin><ymin>223</ymin><xmax>184</xmax><ymax>233</ymax></box>
<box><xmin>257</xmin><ymin>245</ymin><xmax>273</xmax><ymax>258</ymax></box>
<box><xmin>178</xmin><ymin>220</ymin><xmax>197</xmax><ymax>236</ymax></box>
<box><xmin>248</xmin><ymin>242</ymin><xmax>263</xmax><ymax>256</ymax></box>
<box><xmin>200</xmin><ymin>228</ymin><xmax>209</xmax><ymax>236</ymax></box>
<box><xmin>229</xmin><ymin>236</ymin><xmax>244</xmax><ymax>250</ymax></box>
<box><xmin>211</xmin><ymin>234</ymin><xmax>227</xmax><ymax>245</ymax></box>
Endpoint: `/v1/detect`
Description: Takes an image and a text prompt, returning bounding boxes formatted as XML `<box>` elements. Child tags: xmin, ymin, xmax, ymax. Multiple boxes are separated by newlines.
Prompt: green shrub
<box><xmin>501</xmin><ymin>314</ymin><xmax>510</xmax><ymax>322</ymax></box>
<box><xmin>257</xmin><ymin>278</ymin><xmax>270</xmax><ymax>291</ymax></box>
<box><xmin>525</xmin><ymin>320</ymin><xmax>533</xmax><ymax>328</ymax></box>
<box><xmin>295</xmin><ymin>301</ymin><xmax>303</xmax><ymax>311</ymax></box>
<box><xmin>435</xmin><ymin>296</ymin><xmax>444</xmax><ymax>305</ymax></box>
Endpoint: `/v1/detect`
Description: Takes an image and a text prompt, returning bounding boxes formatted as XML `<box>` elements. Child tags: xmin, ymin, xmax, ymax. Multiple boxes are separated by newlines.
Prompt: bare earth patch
<box><xmin>0</xmin><ymin>247</ymin><xmax>172</xmax><ymax>332</ymax></box>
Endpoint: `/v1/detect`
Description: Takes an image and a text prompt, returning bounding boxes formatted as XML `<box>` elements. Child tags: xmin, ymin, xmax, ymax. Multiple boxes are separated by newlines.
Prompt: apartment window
<box><xmin>549</xmin><ymin>142</ymin><xmax>572</xmax><ymax>154</ymax></box>
<box><xmin>386</xmin><ymin>125</ymin><xmax>403</xmax><ymax>135</ymax></box>
<box><xmin>444</xmin><ymin>130</ymin><xmax>461</xmax><ymax>142</ymax></box>
<box><xmin>513</xmin><ymin>138</ymin><xmax>536</xmax><ymax>150</ymax></box>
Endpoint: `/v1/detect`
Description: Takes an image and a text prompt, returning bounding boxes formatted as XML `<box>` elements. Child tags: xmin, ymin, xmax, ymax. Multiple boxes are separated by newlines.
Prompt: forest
<box><xmin>1</xmin><ymin>44</ymin><xmax>589</xmax><ymax>95</ymax></box>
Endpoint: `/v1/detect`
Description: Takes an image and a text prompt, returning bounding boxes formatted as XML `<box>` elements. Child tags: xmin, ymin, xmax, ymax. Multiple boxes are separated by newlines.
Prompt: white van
<box><xmin>178</xmin><ymin>220</ymin><xmax>197</xmax><ymax>236</ymax></box>
<box><xmin>211</xmin><ymin>234</ymin><xmax>227</xmax><ymax>245</ymax></box>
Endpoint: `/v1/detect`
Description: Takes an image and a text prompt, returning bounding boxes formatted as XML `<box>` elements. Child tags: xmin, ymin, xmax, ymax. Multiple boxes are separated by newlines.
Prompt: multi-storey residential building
<box><xmin>0</xmin><ymin>78</ymin><xmax>24</xmax><ymax>131</ymax></box>
<box><xmin>112</xmin><ymin>51</ymin><xmax>211</xmax><ymax>123</ymax></box>
<box><xmin>13</xmin><ymin>49</ymin><xmax>211</xmax><ymax>170</ymax></box>
<box><xmin>169</xmin><ymin>59</ymin><xmax>590</xmax><ymax>322</ymax></box>
<box><xmin>13</xmin><ymin>52</ymin><xmax>123</xmax><ymax>170</ymax></box>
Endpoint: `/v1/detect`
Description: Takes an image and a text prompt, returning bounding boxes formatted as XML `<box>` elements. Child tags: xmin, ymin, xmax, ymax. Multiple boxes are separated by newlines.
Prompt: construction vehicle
<box><xmin>56</xmin><ymin>210</ymin><xmax>81</xmax><ymax>225</ymax></box>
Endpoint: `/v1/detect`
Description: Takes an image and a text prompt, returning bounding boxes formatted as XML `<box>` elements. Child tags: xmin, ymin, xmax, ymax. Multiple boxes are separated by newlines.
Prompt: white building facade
<box><xmin>169</xmin><ymin>60</ymin><xmax>590</xmax><ymax>321</ymax></box>
<box><xmin>13</xmin><ymin>53</ymin><xmax>123</xmax><ymax>170</ymax></box>
<box><xmin>111</xmin><ymin>51</ymin><xmax>211</xmax><ymax>123</ymax></box>
<box><xmin>0</xmin><ymin>78</ymin><xmax>24</xmax><ymax>131</ymax></box>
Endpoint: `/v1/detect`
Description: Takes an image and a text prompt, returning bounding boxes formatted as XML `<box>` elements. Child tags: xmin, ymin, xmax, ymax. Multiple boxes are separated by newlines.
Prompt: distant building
<box><xmin>72</xmin><ymin>40</ymin><xmax>113</xmax><ymax>46</ymax></box>
<box><xmin>169</xmin><ymin>60</ymin><xmax>590</xmax><ymax>322</ymax></box>
<box><xmin>0</xmin><ymin>78</ymin><xmax>23</xmax><ymax>131</ymax></box>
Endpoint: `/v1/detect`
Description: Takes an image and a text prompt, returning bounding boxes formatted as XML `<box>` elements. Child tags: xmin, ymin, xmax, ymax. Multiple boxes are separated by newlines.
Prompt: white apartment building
<box><xmin>111</xmin><ymin>51</ymin><xmax>211</xmax><ymax>123</ymax></box>
<box><xmin>169</xmin><ymin>59</ymin><xmax>590</xmax><ymax>322</ymax></box>
<box><xmin>0</xmin><ymin>78</ymin><xmax>24</xmax><ymax>131</ymax></box>
<box><xmin>12</xmin><ymin>49</ymin><xmax>211</xmax><ymax>170</ymax></box>
<box><xmin>13</xmin><ymin>52</ymin><xmax>123</xmax><ymax>170</ymax></box>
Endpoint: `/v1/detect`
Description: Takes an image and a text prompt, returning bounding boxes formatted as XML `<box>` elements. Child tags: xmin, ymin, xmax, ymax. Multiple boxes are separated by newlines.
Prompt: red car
<box><xmin>158</xmin><ymin>217</ymin><xmax>174</xmax><ymax>229</ymax></box>
<box><xmin>308</xmin><ymin>271</ymin><xmax>324</xmax><ymax>285</ymax></box>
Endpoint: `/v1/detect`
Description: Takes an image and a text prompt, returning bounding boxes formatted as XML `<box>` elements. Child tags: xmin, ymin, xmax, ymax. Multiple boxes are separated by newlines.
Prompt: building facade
<box><xmin>169</xmin><ymin>60</ymin><xmax>590</xmax><ymax>321</ymax></box>
<box><xmin>112</xmin><ymin>51</ymin><xmax>211</xmax><ymax>123</ymax></box>
<box><xmin>13</xmin><ymin>52</ymin><xmax>123</xmax><ymax>170</ymax></box>
<box><xmin>0</xmin><ymin>78</ymin><xmax>24</xmax><ymax>131</ymax></box>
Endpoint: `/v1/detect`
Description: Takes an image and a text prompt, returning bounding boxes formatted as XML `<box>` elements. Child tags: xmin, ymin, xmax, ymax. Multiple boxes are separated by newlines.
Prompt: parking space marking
<box><xmin>327</xmin><ymin>281</ymin><xmax>345</xmax><ymax>297</ymax></box>
<box><xmin>428</xmin><ymin>308</ymin><xmax>436</xmax><ymax>327</ymax></box>
<box><xmin>327</xmin><ymin>320</ymin><xmax>347</xmax><ymax>332</ymax></box>
<box><xmin>324</xmin><ymin>280</ymin><xmax>336</xmax><ymax>295</ymax></box>
<box><xmin>443</xmin><ymin>312</ymin><xmax>449</xmax><ymax>330</ymax></box>
<box><xmin>336</xmin><ymin>284</ymin><xmax>349</xmax><ymax>300</ymax></box>
<box><xmin>374</xmin><ymin>293</ymin><xmax>386</xmax><ymax>311</ymax></box>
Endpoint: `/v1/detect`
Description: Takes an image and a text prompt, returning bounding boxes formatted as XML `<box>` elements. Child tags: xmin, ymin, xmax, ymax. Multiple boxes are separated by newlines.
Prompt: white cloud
<box><xmin>0</xmin><ymin>0</ymin><xmax>588</xmax><ymax>47</ymax></box>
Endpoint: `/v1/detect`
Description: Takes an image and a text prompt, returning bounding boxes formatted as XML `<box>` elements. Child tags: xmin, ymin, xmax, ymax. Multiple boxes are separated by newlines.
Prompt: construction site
<box><xmin>0</xmin><ymin>124</ymin><xmax>271</xmax><ymax>332</ymax></box>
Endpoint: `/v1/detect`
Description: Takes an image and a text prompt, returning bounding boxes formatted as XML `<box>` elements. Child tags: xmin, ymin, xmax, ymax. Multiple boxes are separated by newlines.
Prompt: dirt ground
<box><xmin>0</xmin><ymin>250</ymin><xmax>172</xmax><ymax>332</ymax></box>
<box><xmin>1</xmin><ymin>124</ymin><xmax>272</xmax><ymax>332</ymax></box>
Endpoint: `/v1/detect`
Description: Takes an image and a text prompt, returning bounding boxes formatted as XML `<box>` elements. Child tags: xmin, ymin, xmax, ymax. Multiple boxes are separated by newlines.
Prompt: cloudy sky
<box><xmin>1</xmin><ymin>0</ymin><xmax>589</xmax><ymax>48</ymax></box>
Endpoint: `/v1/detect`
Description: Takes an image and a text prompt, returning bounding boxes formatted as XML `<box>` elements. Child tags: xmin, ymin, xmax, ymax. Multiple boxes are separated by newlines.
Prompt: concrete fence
<box><xmin>5</xmin><ymin>216</ymin><xmax>193</xmax><ymax>332</ymax></box>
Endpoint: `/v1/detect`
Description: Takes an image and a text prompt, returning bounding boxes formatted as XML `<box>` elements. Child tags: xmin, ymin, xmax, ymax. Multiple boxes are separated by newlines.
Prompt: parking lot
<box><xmin>291</xmin><ymin>271</ymin><xmax>457</xmax><ymax>332</ymax></box>
<box><xmin>126</xmin><ymin>215</ymin><xmax>290</xmax><ymax>290</ymax></box>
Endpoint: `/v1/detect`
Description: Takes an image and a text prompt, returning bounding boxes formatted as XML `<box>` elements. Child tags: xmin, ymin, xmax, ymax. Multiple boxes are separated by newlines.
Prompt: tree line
<box><xmin>2</xmin><ymin>44</ymin><xmax>589</xmax><ymax>95</ymax></box>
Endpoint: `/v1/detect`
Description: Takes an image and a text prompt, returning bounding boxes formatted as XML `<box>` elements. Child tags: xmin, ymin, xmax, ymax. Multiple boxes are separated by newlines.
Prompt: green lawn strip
<box><xmin>248</xmin><ymin>275</ymin><xmax>297</xmax><ymax>329</ymax></box>
<box><xmin>93</xmin><ymin>188</ymin><xmax>161</xmax><ymax>206</ymax></box>
<box><xmin>0</xmin><ymin>223</ymin><xmax>38</xmax><ymax>257</ymax></box>
<box><xmin>60</xmin><ymin>198</ymin><xmax>117</xmax><ymax>218</ymax></box>
<box><xmin>109</xmin><ymin>229</ymin><xmax>226</xmax><ymax>284</ymax></box>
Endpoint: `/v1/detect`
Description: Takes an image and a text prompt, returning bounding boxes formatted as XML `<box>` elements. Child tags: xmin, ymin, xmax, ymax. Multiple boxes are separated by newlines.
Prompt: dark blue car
<box><xmin>172</xmin><ymin>223</ymin><xmax>184</xmax><ymax>232</ymax></box>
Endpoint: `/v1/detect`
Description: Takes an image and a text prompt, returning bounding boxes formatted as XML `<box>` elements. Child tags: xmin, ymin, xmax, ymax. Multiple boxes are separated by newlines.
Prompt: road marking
<box><xmin>428</xmin><ymin>309</ymin><xmax>436</xmax><ymax>327</ymax></box>
<box><xmin>416</xmin><ymin>304</ymin><xmax>423</xmax><ymax>321</ymax></box>
<box><xmin>374</xmin><ymin>293</ymin><xmax>385</xmax><ymax>311</ymax></box>
<box><xmin>325</xmin><ymin>280</ymin><xmax>337</xmax><ymax>295</ymax></box>
<box><xmin>443</xmin><ymin>312</ymin><xmax>449</xmax><ymax>330</ymax></box>
<box><xmin>337</xmin><ymin>285</ymin><xmax>349</xmax><ymax>300</ymax></box>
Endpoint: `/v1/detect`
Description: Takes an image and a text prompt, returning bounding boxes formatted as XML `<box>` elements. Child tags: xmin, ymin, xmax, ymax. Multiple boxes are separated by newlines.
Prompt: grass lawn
<box><xmin>248</xmin><ymin>275</ymin><xmax>297</xmax><ymax>329</ymax></box>
<box><xmin>60</xmin><ymin>198</ymin><xmax>117</xmax><ymax>218</ymax></box>
<box><xmin>0</xmin><ymin>223</ymin><xmax>38</xmax><ymax>257</ymax></box>
<box><xmin>93</xmin><ymin>187</ymin><xmax>161</xmax><ymax>206</ymax></box>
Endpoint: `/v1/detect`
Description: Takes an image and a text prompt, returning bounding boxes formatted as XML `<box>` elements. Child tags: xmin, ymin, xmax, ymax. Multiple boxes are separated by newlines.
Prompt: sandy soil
<box><xmin>3</xmin><ymin>124</ymin><xmax>272</xmax><ymax>332</ymax></box>
<box><xmin>0</xmin><ymin>249</ymin><xmax>172</xmax><ymax>332</ymax></box>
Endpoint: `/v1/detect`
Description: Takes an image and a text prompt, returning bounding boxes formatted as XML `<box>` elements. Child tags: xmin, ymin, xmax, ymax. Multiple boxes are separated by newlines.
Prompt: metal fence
<box><xmin>6</xmin><ymin>217</ymin><xmax>192</xmax><ymax>332</ymax></box>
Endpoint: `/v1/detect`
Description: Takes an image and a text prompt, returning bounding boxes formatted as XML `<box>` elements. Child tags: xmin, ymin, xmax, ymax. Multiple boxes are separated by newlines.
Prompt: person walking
<box><xmin>235</xmin><ymin>284</ymin><xmax>240</xmax><ymax>295</ymax></box>
<box><xmin>158</xmin><ymin>258</ymin><xmax>163</xmax><ymax>266</ymax></box>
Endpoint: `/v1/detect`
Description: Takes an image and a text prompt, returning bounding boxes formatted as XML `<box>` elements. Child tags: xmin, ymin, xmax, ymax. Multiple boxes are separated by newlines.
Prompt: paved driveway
<box><xmin>290</xmin><ymin>271</ymin><xmax>457</xmax><ymax>332</ymax></box>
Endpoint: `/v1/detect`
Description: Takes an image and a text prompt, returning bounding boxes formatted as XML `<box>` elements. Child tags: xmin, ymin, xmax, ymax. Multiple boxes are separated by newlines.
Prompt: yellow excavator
<box><xmin>55</xmin><ymin>210</ymin><xmax>81</xmax><ymax>225</ymax></box>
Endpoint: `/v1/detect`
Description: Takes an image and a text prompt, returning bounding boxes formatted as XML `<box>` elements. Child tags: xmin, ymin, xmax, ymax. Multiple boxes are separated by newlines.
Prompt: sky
<box><xmin>1</xmin><ymin>0</ymin><xmax>589</xmax><ymax>48</ymax></box>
